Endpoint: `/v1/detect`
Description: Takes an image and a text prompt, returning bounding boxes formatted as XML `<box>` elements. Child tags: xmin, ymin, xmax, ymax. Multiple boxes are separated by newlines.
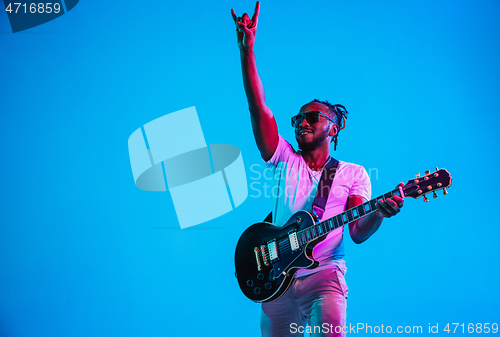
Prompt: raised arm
<box><xmin>231</xmin><ymin>2</ymin><xmax>278</xmax><ymax>161</ymax></box>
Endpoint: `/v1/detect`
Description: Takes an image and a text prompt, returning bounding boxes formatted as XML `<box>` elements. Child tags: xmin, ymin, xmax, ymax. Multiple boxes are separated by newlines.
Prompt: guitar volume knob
<box><xmin>254</xmin><ymin>287</ymin><xmax>261</xmax><ymax>294</ymax></box>
<box><xmin>265</xmin><ymin>282</ymin><xmax>272</xmax><ymax>290</ymax></box>
<box><xmin>257</xmin><ymin>273</ymin><xmax>264</xmax><ymax>280</ymax></box>
<box><xmin>246</xmin><ymin>280</ymin><xmax>253</xmax><ymax>287</ymax></box>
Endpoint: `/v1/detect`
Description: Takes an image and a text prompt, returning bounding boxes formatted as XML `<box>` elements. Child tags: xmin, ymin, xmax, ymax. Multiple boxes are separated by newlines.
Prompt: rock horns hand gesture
<box><xmin>231</xmin><ymin>1</ymin><xmax>260</xmax><ymax>50</ymax></box>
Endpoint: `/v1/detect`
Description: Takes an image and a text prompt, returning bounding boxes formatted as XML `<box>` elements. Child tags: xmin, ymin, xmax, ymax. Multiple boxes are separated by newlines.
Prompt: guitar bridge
<box><xmin>260</xmin><ymin>245</ymin><xmax>270</xmax><ymax>266</ymax></box>
<box><xmin>254</xmin><ymin>247</ymin><xmax>262</xmax><ymax>271</ymax></box>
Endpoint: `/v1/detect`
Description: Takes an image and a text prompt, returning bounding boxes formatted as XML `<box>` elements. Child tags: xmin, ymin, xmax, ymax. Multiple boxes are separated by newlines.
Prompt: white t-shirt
<box><xmin>266</xmin><ymin>135</ymin><xmax>371</xmax><ymax>277</ymax></box>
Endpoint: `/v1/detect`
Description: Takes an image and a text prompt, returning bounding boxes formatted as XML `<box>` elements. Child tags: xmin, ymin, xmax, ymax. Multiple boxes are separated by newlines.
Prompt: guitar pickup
<box><xmin>267</xmin><ymin>240</ymin><xmax>279</xmax><ymax>262</ymax></box>
<box><xmin>288</xmin><ymin>232</ymin><xmax>300</xmax><ymax>251</ymax></box>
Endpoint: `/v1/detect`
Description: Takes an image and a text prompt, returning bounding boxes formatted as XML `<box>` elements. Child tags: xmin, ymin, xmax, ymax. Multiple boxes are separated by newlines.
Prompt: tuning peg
<box><xmin>443</xmin><ymin>188</ymin><xmax>448</xmax><ymax>195</ymax></box>
<box><xmin>432</xmin><ymin>191</ymin><xmax>438</xmax><ymax>199</ymax></box>
<box><xmin>415</xmin><ymin>173</ymin><xmax>420</xmax><ymax>178</ymax></box>
<box><xmin>435</xmin><ymin>167</ymin><xmax>439</xmax><ymax>171</ymax></box>
<box><xmin>423</xmin><ymin>195</ymin><xmax>429</xmax><ymax>202</ymax></box>
<box><xmin>425</xmin><ymin>170</ymin><xmax>430</xmax><ymax>175</ymax></box>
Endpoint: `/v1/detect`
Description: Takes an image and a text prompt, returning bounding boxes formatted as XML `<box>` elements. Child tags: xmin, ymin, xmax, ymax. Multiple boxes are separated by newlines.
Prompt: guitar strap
<box><xmin>263</xmin><ymin>156</ymin><xmax>339</xmax><ymax>223</ymax></box>
<box><xmin>311</xmin><ymin>156</ymin><xmax>339</xmax><ymax>220</ymax></box>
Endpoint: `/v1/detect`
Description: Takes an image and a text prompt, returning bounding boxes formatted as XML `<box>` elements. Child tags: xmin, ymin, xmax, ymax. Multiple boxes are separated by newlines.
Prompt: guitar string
<box><xmin>276</xmin><ymin>208</ymin><xmax>373</xmax><ymax>255</ymax></box>
<box><xmin>272</xmin><ymin>192</ymin><xmax>391</xmax><ymax>256</ymax></box>
<box><xmin>250</xmin><ymin>178</ymin><xmax>446</xmax><ymax>282</ymax></box>
<box><xmin>263</xmin><ymin>180</ymin><xmax>446</xmax><ymax>259</ymax></box>
<box><xmin>275</xmin><ymin>180</ymin><xmax>439</xmax><ymax>250</ymax></box>
<box><xmin>257</xmin><ymin>183</ymin><xmax>445</xmax><ymax>272</ymax></box>
<box><xmin>271</xmin><ymin>186</ymin><xmax>425</xmax><ymax>257</ymax></box>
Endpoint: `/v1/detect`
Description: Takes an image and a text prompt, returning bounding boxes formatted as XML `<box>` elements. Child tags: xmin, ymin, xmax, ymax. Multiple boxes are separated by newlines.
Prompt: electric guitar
<box><xmin>234</xmin><ymin>168</ymin><xmax>452</xmax><ymax>303</ymax></box>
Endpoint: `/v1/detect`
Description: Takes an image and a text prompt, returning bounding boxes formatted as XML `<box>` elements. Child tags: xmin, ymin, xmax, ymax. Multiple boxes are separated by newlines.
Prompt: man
<box><xmin>231</xmin><ymin>2</ymin><xmax>404</xmax><ymax>336</ymax></box>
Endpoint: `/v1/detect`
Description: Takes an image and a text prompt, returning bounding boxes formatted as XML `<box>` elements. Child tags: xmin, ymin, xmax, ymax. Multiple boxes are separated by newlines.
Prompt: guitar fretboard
<box><xmin>296</xmin><ymin>188</ymin><xmax>403</xmax><ymax>246</ymax></box>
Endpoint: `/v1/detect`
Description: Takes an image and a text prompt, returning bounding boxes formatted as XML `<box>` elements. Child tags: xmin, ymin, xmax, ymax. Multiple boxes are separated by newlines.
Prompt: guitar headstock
<box><xmin>403</xmin><ymin>168</ymin><xmax>452</xmax><ymax>201</ymax></box>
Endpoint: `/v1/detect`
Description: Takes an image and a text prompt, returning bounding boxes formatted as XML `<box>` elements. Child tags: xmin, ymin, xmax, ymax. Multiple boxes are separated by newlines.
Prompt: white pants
<box><xmin>260</xmin><ymin>267</ymin><xmax>348</xmax><ymax>337</ymax></box>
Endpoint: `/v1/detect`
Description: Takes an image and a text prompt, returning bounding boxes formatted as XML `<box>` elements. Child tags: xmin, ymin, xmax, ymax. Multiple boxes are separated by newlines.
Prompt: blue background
<box><xmin>1</xmin><ymin>1</ymin><xmax>499</xmax><ymax>336</ymax></box>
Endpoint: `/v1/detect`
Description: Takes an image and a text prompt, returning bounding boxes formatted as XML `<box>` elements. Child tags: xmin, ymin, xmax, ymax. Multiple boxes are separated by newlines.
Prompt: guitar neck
<box><xmin>297</xmin><ymin>188</ymin><xmax>403</xmax><ymax>246</ymax></box>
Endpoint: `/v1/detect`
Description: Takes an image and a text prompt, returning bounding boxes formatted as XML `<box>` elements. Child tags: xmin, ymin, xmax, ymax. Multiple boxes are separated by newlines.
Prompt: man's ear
<box><xmin>329</xmin><ymin>124</ymin><xmax>339</xmax><ymax>138</ymax></box>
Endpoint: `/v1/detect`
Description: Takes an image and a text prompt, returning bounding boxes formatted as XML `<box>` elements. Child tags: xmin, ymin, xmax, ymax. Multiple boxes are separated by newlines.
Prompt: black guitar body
<box><xmin>234</xmin><ymin>211</ymin><xmax>322</xmax><ymax>302</ymax></box>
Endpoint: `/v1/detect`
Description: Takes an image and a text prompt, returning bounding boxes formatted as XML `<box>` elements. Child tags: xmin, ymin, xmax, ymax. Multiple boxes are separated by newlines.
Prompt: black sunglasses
<box><xmin>291</xmin><ymin>111</ymin><xmax>335</xmax><ymax>128</ymax></box>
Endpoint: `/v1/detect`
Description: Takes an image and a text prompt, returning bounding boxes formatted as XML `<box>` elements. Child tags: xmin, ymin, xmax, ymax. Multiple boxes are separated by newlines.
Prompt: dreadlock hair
<box><xmin>310</xmin><ymin>99</ymin><xmax>348</xmax><ymax>151</ymax></box>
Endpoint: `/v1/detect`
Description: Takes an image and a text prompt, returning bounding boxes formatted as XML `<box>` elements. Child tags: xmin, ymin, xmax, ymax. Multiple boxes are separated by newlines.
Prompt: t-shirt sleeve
<box><xmin>349</xmin><ymin>165</ymin><xmax>372</xmax><ymax>201</ymax></box>
<box><xmin>265</xmin><ymin>134</ymin><xmax>295</xmax><ymax>167</ymax></box>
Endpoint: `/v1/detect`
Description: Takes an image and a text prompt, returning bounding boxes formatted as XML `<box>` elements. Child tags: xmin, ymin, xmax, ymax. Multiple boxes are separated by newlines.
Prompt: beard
<box><xmin>297</xmin><ymin>130</ymin><xmax>330</xmax><ymax>152</ymax></box>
